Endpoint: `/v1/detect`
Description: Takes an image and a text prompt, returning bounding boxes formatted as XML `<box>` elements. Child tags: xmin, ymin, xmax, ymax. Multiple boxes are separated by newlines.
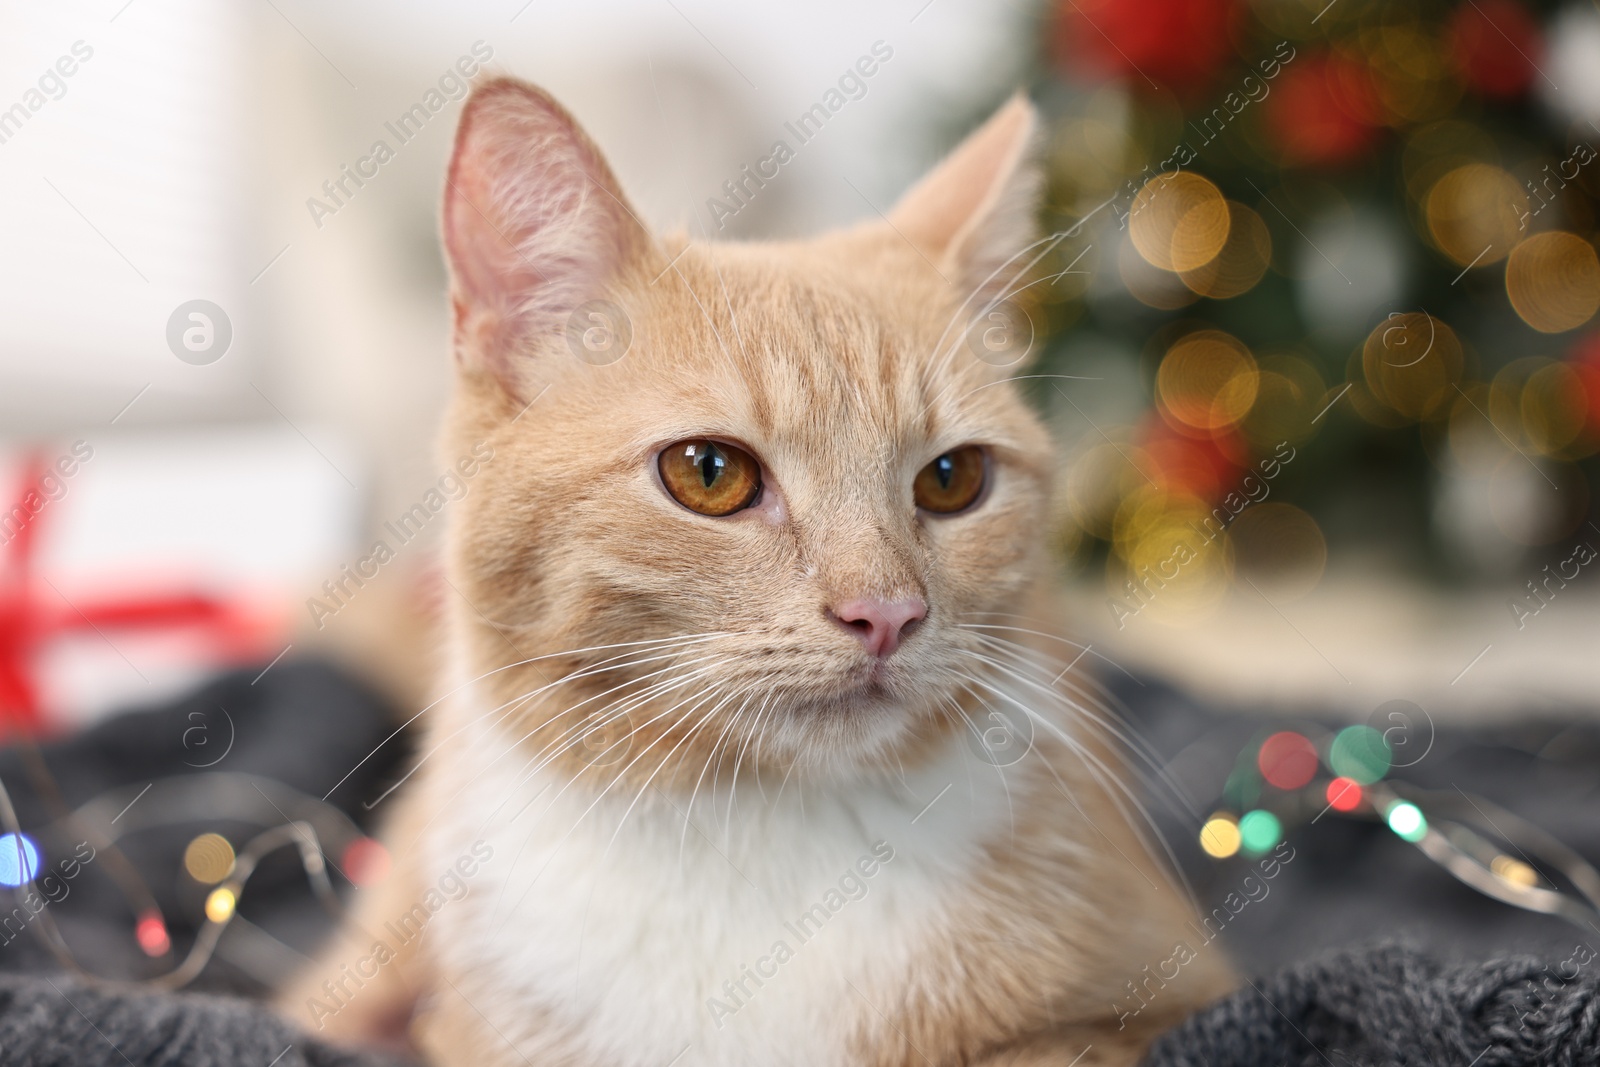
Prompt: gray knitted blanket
<box><xmin>1144</xmin><ymin>944</ymin><xmax>1600</xmax><ymax>1066</ymax></box>
<box><xmin>0</xmin><ymin>973</ymin><xmax>405</xmax><ymax>1066</ymax></box>
<box><xmin>0</xmin><ymin>662</ymin><xmax>1594</xmax><ymax>1065</ymax></box>
<box><xmin>2</xmin><ymin>942</ymin><xmax>1595</xmax><ymax>1065</ymax></box>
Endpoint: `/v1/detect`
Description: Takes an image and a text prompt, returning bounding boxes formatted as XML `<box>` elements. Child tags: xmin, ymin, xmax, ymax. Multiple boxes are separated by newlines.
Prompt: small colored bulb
<box><xmin>204</xmin><ymin>886</ymin><xmax>237</xmax><ymax>924</ymax></box>
<box><xmin>1325</xmin><ymin>776</ymin><xmax>1363</xmax><ymax>812</ymax></box>
<box><xmin>135</xmin><ymin>910</ymin><xmax>170</xmax><ymax>957</ymax></box>
<box><xmin>1258</xmin><ymin>731</ymin><xmax>1318</xmax><ymax>790</ymax></box>
<box><xmin>341</xmin><ymin>837</ymin><xmax>391</xmax><ymax>888</ymax></box>
<box><xmin>1329</xmin><ymin>726</ymin><xmax>1391</xmax><ymax>785</ymax></box>
<box><xmin>0</xmin><ymin>833</ymin><xmax>41</xmax><ymax>887</ymax></box>
<box><xmin>1490</xmin><ymin>854</ymin><xmax>1538</xmax><ymax>889</ymax></box>
<box><xmin>1237</xmin><ymin>809</ymin><xmax>1282</xmax><ymax>855</ymax></box>
<box><xmin>1199</xmin><ymin>815</ymin><xmax>1241</xmax><ymax>859</ymax></box>
<box><xmin>1386</xmin><ymin>801</ymin><xmax>1427</xmax><ymax>842</ymax></box>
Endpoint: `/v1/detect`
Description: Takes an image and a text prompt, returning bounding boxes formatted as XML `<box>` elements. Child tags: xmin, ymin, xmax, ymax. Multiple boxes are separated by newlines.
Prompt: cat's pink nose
<box><xmin>829</xmin><ymin>596</ymin><xmax>926</xmax><ymax>659</ymax></box>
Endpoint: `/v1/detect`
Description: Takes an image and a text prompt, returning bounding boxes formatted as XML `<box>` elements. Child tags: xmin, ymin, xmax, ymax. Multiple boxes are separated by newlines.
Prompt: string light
<box><xmin>1490</xmin><ymin>855</ymin><xmax>1538</xmax><ymax>889</ymax></box>
<box><xmin>0</xmin><ymin>772</ymin><xmax>372</xmax><ymax>991</ymax></box>
<box><xmin>1258</xmin><ymin>731</ymin><xmax>1318</xmax><ymax>790</ymax></box>
<box><xmin>1199</xmin><ymin>813</ymin><xmax>1242</xmax><ymax>858</ymax></box>
<box><xmin>135</xmin><ymin>909</ymin><xmax>171</xmax><ymax>957</ymax></box>
<box><xmin>1385</xmin><ymin>800</ymin><xmax>1428</xmax><ymax>843</ymax></box>
<box><xmin>1201</xmin><ymin>726</ymin><xmax>1600</xmax><ymax>934</ymax></box>
<box><xmin>341</xmin><ymin>837</ymin><xmax>391</xmax><ymax>887</ymax></box>
<box><xmin>0</xmin><ymin>833</ymin><xmax>41</xmax><ymax>887</ymax></box>
<box><xmin>1328</xmin><ymin>725</ymin><xmax>1391</xmax><ymax>784</ymax></box>
<box><xmin>1238</xmin><ymin>809</ymin><xmax>1282</xmax><ymax>855</ymax></box>
<box><xmin>1326</xmin><ymin>776</ymin><xmax>1363</xmax><ymax>812</ymax></box>
<box><xmin>204</xmin><ymin>885</ymin><xmax>237</xmax><ymax>924</ymax></box>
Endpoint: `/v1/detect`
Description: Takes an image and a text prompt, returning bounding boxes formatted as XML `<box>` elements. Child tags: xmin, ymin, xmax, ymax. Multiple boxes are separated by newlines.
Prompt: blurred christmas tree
<box><xmin>998</xmin><ymin>0</ymin><xmax>1600</xmax><ymax>624</ymax></box>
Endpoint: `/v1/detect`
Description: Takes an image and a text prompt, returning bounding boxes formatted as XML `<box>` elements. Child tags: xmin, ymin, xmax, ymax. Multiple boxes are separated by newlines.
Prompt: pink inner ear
<box><xmin>443</xmin><ymin>80</ymin><xmax>642</xmax><ymax>380</ymax></box>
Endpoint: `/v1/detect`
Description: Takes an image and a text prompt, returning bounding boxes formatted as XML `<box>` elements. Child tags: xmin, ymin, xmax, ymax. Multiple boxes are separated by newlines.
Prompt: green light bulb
<box><xmin>1328</xmin><ymin>725</ymin><xmax>1391</xmax><ymax>785</ymax></box>
<box><xmin>1238</xmin><ymin>809</ymin><xmax>1282</xmax><ymax>855</ymax></box>
<box><xmin>1386</xmin><ymin>801</ymin><xmax>1427</xmax><ymax>843</ymax></box>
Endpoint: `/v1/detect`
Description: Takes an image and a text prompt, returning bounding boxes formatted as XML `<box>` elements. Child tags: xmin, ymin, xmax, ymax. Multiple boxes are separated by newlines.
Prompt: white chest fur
<box><xmin>420</xmin><ymin>693</ymin><xmax>1032</xmax><ymax>1067</ymax></box>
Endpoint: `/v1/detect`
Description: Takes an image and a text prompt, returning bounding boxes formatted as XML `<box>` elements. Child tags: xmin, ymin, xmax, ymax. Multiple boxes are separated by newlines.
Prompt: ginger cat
<box><xmin>284</xmin><ymin>79</ymin><xmax>1233</xmax><ymax>1066</ymax></box>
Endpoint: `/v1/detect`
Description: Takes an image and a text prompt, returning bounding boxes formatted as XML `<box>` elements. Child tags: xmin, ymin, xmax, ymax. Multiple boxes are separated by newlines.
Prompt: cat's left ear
<box><xmin>887</xmin><ymin>93</ymin><xmax>1041</xmax><ymax>305</ymax></box>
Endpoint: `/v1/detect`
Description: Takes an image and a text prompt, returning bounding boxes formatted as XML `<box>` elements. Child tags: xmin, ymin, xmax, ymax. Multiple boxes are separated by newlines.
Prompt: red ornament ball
<box><xmin>1567</xmin><ymin>331</ymin><xmax>1600</xmax><ymax>436</ymax></box>
<box><xmin>1138</xmin><ymin>418</ymin><xmax>1247</xmax><ymax>504</ymax></box>
<box><xmin>1266</xmin><ymin>52</ymin><xmax>1382</xmax><ymax>167</ymax></box>
<box><xmin>1448</xmin><ymin>0</ymin><xmax>1541</xmax><ymax>100</ymax></box>
<box><xmin>1258</xmin><ymin>731</ymin><xmax>1319</xmax><ymax>790</ymax></box>
<box><xmin>1052</xmin><ymin>0</ymin><xmax>1243</xmax><ymax>95</ymax></box>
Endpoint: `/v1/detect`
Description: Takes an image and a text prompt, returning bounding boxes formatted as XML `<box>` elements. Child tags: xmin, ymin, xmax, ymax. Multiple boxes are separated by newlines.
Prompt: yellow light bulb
<box><xmin>1200</xmin><ymin>815</ymin><xmax>1241</xmax><ymax>859</ymax></box>
<box><xmin>1490</xmin><ymin>854</ymin><xmax>1538</xmax><ymax>889</ymax></box>
<box><xmin>204</xmin><ymin>886</ymin><xmax>237</xmax><ymax>924</ymax></box>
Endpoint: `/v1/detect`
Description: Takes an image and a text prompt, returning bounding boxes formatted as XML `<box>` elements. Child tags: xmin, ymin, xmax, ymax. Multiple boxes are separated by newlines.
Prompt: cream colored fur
<box><xmin>282</xmin><ymin>79</ymin><xmax>1233</xmax><ymax>1066</ymax></box>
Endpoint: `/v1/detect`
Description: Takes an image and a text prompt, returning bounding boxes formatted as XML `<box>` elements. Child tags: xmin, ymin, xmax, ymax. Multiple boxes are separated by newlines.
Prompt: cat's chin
<box><xmin>809</xmin><ymin>671</ymin><xmax>918</xmax><ymax>719</ymax></box>
<box><xmin>763</xmin><ymin>678</ymin><xmax>957</xmax><ymax>771</ymax></box>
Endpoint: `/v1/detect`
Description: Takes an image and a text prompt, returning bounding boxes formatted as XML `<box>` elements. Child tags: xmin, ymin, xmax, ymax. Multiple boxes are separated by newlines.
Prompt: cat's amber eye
<box><xmin>658</xmin><ymin>440</ymin><xmax>762</xmax><ymax>516</ymax></box>
<box><xmin>914</xmin><ymin>447</ymin><xmax>987</xmax><ymax>514</ymax></box>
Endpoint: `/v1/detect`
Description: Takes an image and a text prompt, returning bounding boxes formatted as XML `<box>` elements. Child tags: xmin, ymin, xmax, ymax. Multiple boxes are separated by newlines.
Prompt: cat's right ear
<box><xmin>886</xmin><ymin>93</ymin><xmax>1040</xmax><ymax>309</ymax></box>
<box><xmin>443</xmin><ymin>79</ymin><xmax>649</xmax><ymax>396</ymax></box>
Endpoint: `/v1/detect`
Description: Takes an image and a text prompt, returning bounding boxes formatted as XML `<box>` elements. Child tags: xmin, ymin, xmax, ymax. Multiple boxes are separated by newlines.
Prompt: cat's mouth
<box><xmin>842</xmin><ymin>657</ymin><xmax>916</xmax><ymax>703</ymax></box>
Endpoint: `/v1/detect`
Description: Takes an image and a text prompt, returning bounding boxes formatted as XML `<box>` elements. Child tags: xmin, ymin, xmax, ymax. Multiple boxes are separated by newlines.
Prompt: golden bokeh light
<box><xmin>1361</xmin><ymin>312</ymin><xmax>1464</xmax><ymax>421</ymax></box>
<box><xmin>1226</xmin><ymin>503</ymin><xmax>1328</xmax><ymax>601</ymax></box>
<box><xmin>1067</xmin><ymin>440</ymin><xmax>1157</xmax><ymax>540</ymax></box>
<box><xmin>1486</xmin><ymin>359</ymin><xmax>1541</xmax><ymax>443</ymax></box>
<box><xmin>1402</xmin><ymin>121</ymin><xmax>1499</xmax><ymax>206</ymax></box>
<box><xmin>1109</xmin><ymin>491</ymin><xmax>1232</xmax><ymax>626</ymax></box>
<box><xmin>183</xmin><ymin>833</ymin><xmax>236</xmax><ymax>885</ymax></box>
<box><xmin>1111</xmin><ymin>486</ymin><xmax>1198</xmax><ymax>555</ymax></box>
<box><xmin>1179</xmin><ymin>202</ymin><xmax>1272</xmax><ymax>299</ymax></box>
<box><xmin>1483</xmin><ymin>358</ymin><xmax>1598</xmax><ymax>460</ymax></box>
<box><xmin>1346</xmin><ymin>383</ymin><xmax>1414</xmax><ymax>429</ymax></box>
<box><xmin>1364</xmin><ymin>24</ymin><xmax>1459</xmax><ymax>125</ymax></box>
<box><xmin>1504</xmin><ymin>232</ymin><xmax>1600</xmax><ymax>334</ymax></box>
<box><xmin>1527</xmin><ymin>362</ymin><xmax>1599</xmax><ymax>460</ymax></box>
<box><xmin>1118</xmin><ymin>231</ymin><xmax>1200</xmax><ymax>310</ymax></box>
<box><xmin>1425</xmin><ymin>164</ymin><xmax>1526</xmax><ymax>267</ymax></box>
<box><xmin>1130</xmin><ymin>172</ymin><xmax>1230</xmax><ymax>273</ymax></box>
<box><xmin>1239</xmin><ymin>356</ymin><xmax>1326</xmax><ymax>448</ymax></box>
<box><xmin>1157</xmin><ymin>330</ymin><xmax>1260</xmax><ymax>432</ymax></box>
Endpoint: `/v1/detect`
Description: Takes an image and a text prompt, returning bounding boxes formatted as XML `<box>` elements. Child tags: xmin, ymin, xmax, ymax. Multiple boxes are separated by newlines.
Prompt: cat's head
<box><xmin>439</xmin><ymin>79</ymin><xmax>1055</xmax><ymax>781</ymax></box>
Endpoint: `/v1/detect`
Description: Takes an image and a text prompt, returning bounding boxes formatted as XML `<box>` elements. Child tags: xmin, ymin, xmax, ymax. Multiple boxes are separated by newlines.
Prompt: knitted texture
<box><xmin>1144</xmin><ymin>944</ymin><xmax>1600</xmax><ymax>1067</ymax></box>
<box><xmin>0</xmin><ymin>945</ymin><xmax>1593</xmax><ymax>1066</ymax></box>
<box><xmin>0</xmin><ymin>973</ymin><xmax>411</xmax><ymax>1067</ymax></box>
